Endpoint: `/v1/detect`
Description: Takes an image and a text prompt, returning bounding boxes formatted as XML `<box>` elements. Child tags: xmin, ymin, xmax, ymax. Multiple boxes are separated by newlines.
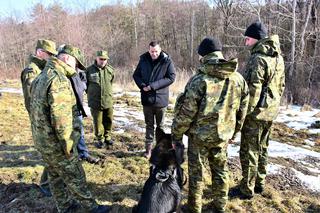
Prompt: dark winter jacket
<box><xmin>133</xmin><ymin>51</ymin><xmax>176</xmax><ymax>107</ymax></box>
<box><xmin>70</xmin><ymin>70</ymin><xmax>87</xmax><ymax>117</ymax></box>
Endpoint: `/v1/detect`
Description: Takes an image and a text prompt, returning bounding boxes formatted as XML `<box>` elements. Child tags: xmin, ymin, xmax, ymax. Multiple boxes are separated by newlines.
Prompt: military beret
<box><xmin>245</xmin><ymin>21</ymin><xmax>268</xmax><ymax>40</ymax></box>
<box><xmin>58</xmin><ymin>44</ymin><xmax>86</xmax><ymax>70</ymax></box>
<box><xmin>36</xmin><ymin>39</ymin><xmax>58</xmax><ymax>55</ymax></box>
<box><xmin>96</xmin><ymin>50</ymin><xmax>109</xmax><ymax>59</ymax></box>
<box><xmin>198</xmin><ymin>37</ymin><xmax>222</xmax><ymax>57</ymax></box>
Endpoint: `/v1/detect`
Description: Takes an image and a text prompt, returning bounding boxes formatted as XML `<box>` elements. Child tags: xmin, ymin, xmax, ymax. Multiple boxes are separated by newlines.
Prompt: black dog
<box><xmin>133</xmin><ymin>128</ymin><xmax>185</xmax><ymax>213</ymax></box>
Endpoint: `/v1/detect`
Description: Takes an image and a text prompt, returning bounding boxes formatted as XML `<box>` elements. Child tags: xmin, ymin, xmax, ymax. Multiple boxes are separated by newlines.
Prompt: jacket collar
<box><xmin>29</xmin><ymin>54</ymin><xmax>47</xmax><ymax>70</ymax></box>
<box><xmin>47</xmin><ymin>57</ymin><xmax>77</xmax><ymax>78</ymax></box>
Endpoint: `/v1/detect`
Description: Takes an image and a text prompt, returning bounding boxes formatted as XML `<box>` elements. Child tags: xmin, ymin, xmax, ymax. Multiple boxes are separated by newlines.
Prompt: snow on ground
<box><xmin>0</xmin><ymin>88</ymin><xmax>22</xmax><ymax>94</ymax></box>
<box><xmin>276</xmin><ymin>105</ymin><xmax>320</xmax><ymax>134</ymax></box>
<box><xmin>228</xmin><ymin>139</ymin><xmax>320</xmax><ymax>192</ymax></box>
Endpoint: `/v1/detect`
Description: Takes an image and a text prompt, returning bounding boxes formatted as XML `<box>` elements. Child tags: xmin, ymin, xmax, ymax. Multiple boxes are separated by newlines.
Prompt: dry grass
<box><xmin>0</xmin><ymin>80</ymin><xmax>320</xmax><ymax>213</ymax></box>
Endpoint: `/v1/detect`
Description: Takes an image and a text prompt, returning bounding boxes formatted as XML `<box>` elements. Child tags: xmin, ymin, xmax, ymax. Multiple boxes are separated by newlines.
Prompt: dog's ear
<box><xmin>155</xmin><ymin>127</ymin><xmax>166</xmax><ymax>142</ymax></box>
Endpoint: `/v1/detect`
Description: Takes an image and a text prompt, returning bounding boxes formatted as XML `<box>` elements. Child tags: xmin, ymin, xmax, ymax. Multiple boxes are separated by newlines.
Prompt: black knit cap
<box><xmin>197</xmin><ymin>37</ymin><xmax>222</xmax><ymax>57</ymax></box>
<box><xmin>244</xmin><ymin>21</ymin><xmax>268</xmax><ymax>40</ymax></box>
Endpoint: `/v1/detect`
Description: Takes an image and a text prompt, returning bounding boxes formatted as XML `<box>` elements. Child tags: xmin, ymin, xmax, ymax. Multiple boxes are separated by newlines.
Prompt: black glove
<box><xmin>174</xmin><ymin>142</ymin><xmax>185</xmax><ymax>165</ymax></box>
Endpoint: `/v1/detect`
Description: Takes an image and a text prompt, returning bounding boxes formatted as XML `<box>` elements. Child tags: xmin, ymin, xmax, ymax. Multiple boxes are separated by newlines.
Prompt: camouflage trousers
<box><xmin>91</xmin><ymin>107</ymin><xmax>113</xmax><ymax>142</ymax></box>
<box><xmin>188</xmin><ymin>136</ymin><xmax>229</xmax><ymax>213</ymax></box>
<box><xmin>45</xmin><ymin>155</ymin><xmax>98</xmax><ymax>212</ymax></box>
<box><xmin>240</xmin><ymin>117</ymin><xmax>272</xmax><ymax>196</ymax></box>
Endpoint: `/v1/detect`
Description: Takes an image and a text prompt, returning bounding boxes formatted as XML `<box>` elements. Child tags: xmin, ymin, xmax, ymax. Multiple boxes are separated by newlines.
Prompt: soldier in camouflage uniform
<box><xmin>86</xmin><ymin>50</ymin><xmax>115</xmax><ymax>149</ymax></box>
<box><xmin>237</xmin><ymin>21</ymin><xmax>285</xmax><ymax>199</ymax></box>
<box><xmin>30</xmin><ymin>45</ymin><xmax>110</xmax><ymax>213</ymax></box>
<box><xmin>21</xmin><ymin>39</ymin><xmax>57</xmax><ymax>197</ymax></box>
<box><xmin>21</xmin><ymin>39</ymin><xmax>57</xmax><ymax>113</ymax></box>
<box><xmin>171</xmin><ymin>37</ymin><xmax>249</xmax><ymax>213</ymax></box>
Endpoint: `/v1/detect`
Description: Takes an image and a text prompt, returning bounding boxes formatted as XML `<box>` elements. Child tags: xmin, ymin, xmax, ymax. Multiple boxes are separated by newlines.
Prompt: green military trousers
<box><xmin>90</xmin><ymin>107</ymin><xmax>113</xmax><ymax>142</ymax></box>
<box><xmin>188</xmin><ymin>136</ymin><xmax>229</xmax><ymax>213</ymax></box>
<box><xmin>240</xmin><ymin>117</ymin><xmax>272</xmax><ymax>196</ymax></box>
<box><xmin>46</xmin><ymin>155</ymin><xmax>98</xmax><ymax>212</ymax></box>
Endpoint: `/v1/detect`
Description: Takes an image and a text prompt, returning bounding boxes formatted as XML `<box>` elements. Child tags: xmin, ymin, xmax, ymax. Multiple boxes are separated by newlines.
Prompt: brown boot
<box><xmin>144</xmin><ymin>144</ymin><xmax>152</xmax><ymax>159</ymax></box>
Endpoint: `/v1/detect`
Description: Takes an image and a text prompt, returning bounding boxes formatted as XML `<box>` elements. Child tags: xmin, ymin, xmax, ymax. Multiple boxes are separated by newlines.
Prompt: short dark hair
<box><xmin>149</xmin><ymin>41</ymin><xmax>160</xmax><ymax>47</ymax></box>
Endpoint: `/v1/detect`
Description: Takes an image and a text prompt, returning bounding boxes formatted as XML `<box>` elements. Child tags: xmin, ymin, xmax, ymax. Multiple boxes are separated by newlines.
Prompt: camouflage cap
<box><xmin>96</xmin><ymin>50</ymin><xmax>109</xmax><ymax>59</ymax></box>
<box><xmin>36</xmin><ymin>39</ymin><xmax>58</xmax><ymax>55</ymax></box>
<box><xmin>58</xmin><ymin>44</ymin><xmax>86</xmax><ymax>70</ymax></box>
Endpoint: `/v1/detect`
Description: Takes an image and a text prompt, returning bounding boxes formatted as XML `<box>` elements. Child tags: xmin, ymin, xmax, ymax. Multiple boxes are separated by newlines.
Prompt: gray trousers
<box><xmin>143</xmin><ymin>106</ymin><xmax>166</xmax><ymax>144</ymax></box>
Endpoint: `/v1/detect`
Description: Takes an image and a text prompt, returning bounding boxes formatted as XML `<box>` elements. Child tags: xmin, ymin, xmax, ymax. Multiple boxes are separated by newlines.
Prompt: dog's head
<box><xmin>150</xmin><ymin>127</ymin><xmax>176</xmax><ymax>170</ymax></box>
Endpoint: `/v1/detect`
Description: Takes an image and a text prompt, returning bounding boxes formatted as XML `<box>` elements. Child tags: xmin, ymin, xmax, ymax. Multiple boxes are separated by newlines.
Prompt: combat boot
<box><xmin>144</xmin><ymin>143</ymin><xmax>152</xmax><ymax>159</ymax></box>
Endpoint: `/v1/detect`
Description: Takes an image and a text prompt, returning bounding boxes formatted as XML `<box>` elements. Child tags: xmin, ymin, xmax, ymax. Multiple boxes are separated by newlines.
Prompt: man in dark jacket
<box><xmin>86</xmin><ymin>50</ymin><xmax>115</xmax><ymax>149</ymax></box>
<box><xmin>133</xmin><ymin>41</ymin><xmax>176</xmax><ymax>158</ymax></box>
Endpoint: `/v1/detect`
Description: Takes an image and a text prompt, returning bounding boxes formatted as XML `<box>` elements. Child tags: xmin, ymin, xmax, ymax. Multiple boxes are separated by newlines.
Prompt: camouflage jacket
<box><xmin>21</xmin><ymin>55</ymin><xmax>46</xmax><ymax>113</ymax></box>
<box><xmin>86</xmin><ymin>62</ymin><xmax>114</xmax><ymax>110</ymax></box>
<box><xmin>30</xmin><ymin>57</ymin><xmax>80</xmax><ymax>161</ymax></box>
<box><xmin>244</xmin><ymin>35</ymin><xmax>285</xmax><ymax>121</ymax></box>
<box><xmin>172</xmin><ymin>52</ymin><xmax>249</xmax><ymax>146</ymax></box>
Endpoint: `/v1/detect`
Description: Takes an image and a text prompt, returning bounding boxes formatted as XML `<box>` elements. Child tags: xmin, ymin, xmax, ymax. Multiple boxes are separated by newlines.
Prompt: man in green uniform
<box><xmin>30</xmin><ymin>45</ymin><xmax>110</xmax><ymax>213</ymax></box>
<box><xmin>86</xmin><ymin>50</ymin><xmax>115</xmax><ymax>149</ymax></box>
<box><xmin>21</xmin><ymin>39</ymin><xmax>57</xmax><ymax>113</ymax></box>
<box><xmin>171</xmin><ymin>37</ymin><xmax>249</xmax><ymax>213</ymax></box>
<box><xmin>237</xmin><ymin>21</ymin><xmax>285</xmax><ymax>199</ymax></box>
<box><xmin>21</xmin><ymin>39</ymin><xmax>57</xmax><ymax>196</ymax></box>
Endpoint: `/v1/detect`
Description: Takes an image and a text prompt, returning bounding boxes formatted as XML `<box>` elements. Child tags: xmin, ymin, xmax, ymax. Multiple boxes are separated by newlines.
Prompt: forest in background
<box><xmin>0</xmin><ymin>0</ymin><xmax>319</xmax><ymax>106</ymax></box>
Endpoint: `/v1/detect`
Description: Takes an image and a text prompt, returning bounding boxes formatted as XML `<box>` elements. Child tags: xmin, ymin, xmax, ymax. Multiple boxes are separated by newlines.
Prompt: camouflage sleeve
<box><xmin>246</xmin><ymin>57</ymin><xmax>266</xmax><ymax>114</ymax></box>
<box><xmin>171</xmin><ymin>75</ymin><xmax>204</xmax><ymax>142</ymax></box>
<box><xmin>48</xmin><ymin>78</ymin><xmax>75</xmax><ymax>158</ymax></box>
<box><xmin>234</xmin><ymin>79</ymin><xmax>249</xmax><ymax>137</ymax></box>
<box><xmin>21</xmin><ymin>67</ymin><xmax>38</xmax><ymax>113</ymax></box>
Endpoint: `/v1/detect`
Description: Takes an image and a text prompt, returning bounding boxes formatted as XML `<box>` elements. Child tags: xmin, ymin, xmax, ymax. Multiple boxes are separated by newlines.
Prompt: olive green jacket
<box><xmin>172</xmin><ymin>52</ymin><xmax>249</xmax><ymax>146</ymax></box>
<box><xmin>86</xmin><ymin>61</ymin><xmax>114</xmax><ymax>110</ymax></box>
<box><xmin>244</xmin><ymin>35</ymin><xmax>285</xmax><ymax>121</ymax></box>
<box><xmin>21</xmin><ymin>55</ymin><xmax>46</xmax><ymax>113</ymax></box>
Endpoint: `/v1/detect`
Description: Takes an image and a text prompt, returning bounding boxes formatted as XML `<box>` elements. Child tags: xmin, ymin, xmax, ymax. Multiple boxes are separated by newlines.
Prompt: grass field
<box><xmin>0</xmin><ymin>80</ymin><xmax>319</xmax><ymax>213</ymax></box>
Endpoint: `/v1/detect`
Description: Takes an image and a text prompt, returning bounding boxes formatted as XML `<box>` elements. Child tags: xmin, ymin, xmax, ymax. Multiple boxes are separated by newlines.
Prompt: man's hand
<box><xmin>143</xmin><ymin>85</ymin><xmax>151</xmax><ymax>91</ymax></box>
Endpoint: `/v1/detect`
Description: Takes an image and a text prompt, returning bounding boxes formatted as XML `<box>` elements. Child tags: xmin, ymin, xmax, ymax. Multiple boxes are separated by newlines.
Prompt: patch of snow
<box><xmin>276</xmin><ymin>105</ymin><xmax>320</xmax><ymax>130</ymax></box>
<box><xmin>228</xmin><ymin>143</ymin><xmax>240</xmax><ymax>157</ymax></box>
<box><xmin>291</xmin><ymin>168</ymin><xmax>320</xmax><ymax>192</ymax></box>
<box><xmin>308</xmin><ymin>129</ymin><xmax>320</xmax><ymax>134</ymax></box>
<box><xmin>304</xmin><ymin>139</ymin><xmax>315</xmax><ymax>146</ymax></box>
<box><xmin>0</xmin><ymin>88</ymin><xmax>22</xmax><ymax>94</ymax></box>
<box><xmin>268</xmin><ymin>140</ymin><xmax>320</xmax><ymax>160</ymax></box>
<box><xmin>267</xmin><ymin>163</ymin><xmax>283</xmax><ymax>174</ymax></box>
